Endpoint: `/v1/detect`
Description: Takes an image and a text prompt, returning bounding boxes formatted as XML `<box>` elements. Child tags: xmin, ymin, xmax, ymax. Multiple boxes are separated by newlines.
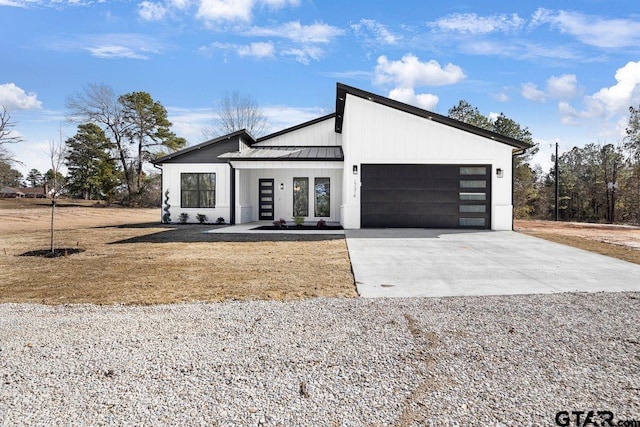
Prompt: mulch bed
<box><xmin>253</xmin><ymin>225</ymin><xmax>343</xmax><ymax>231</ymax></box>
<box><xmin>20</xmin><ymin>248</ymin><xmax>86</xmax><ymax>258</ymax></box>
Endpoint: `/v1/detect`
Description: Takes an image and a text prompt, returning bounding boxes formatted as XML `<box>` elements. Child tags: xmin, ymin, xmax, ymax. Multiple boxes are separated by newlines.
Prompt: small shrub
<box><xmin>216</xmin><ymin>216</ymin><xmax>226</xmax><ymax>225</ymax></box>
<box><xmin>317</xmin><ymin>219</ymin><xmax>326</xmax><ymax>229</ymax></box>
<box><xmin>162</xmin><ymin>189</ymin><xmax>171</xmax><ymax>223</ymax></box>
<box><xmin>178</xmin><ymin>212</ymin><xmax>189</xmax><ymax>224</ymax></box>
<box><xmin>196</xmin><ymin>213</ymin><xmax>208</xmax><ymax>224</ymax></box>
<box><xmin>294</xmin><ymin>216</ymin><xmax>304</xmax><ymax>226</ymax></box>
<box><xmin>273</xmin><ymin>218</ymin><xmax>287</xmax><ymax>228</ymax></box>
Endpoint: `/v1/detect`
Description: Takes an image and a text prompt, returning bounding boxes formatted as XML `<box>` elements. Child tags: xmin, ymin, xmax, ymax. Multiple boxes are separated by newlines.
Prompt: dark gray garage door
<box><xmin>361</xmin><ymin>164</ymin><xmax>491</xmax><ymax>228</ymax></box>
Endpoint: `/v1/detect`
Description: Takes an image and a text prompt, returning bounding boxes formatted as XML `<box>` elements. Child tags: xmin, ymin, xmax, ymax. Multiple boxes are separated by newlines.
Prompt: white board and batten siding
<box><xmin>340</xmin><ymin>94</ymin><xmax>514</xmax><ymax>230</ymax></box>
<box><xmin>162</xmin><ymin>163</ymin><xmax>232</xmax><ymax>224</ymax></box>
<box><xmin>253</xmin><ymin>117</ymin><xmax>342</xmax><ymax>147</ymax></box>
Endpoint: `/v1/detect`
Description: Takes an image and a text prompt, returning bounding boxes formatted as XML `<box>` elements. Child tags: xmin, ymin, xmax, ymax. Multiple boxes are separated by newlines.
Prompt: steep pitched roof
<box><xmin>334</xmin><ymin>83</ymin><xmax>532</xmax><ymax>151</ymax></box>
<box><xmin>153</xmin><ymin>130</ymin><xmax>255</xmax><ymax>164</ymax></box>
<box><xmin>256</xmin><ymin>114</ymin><xmax>336</xmax><ymax>143</ymax></box>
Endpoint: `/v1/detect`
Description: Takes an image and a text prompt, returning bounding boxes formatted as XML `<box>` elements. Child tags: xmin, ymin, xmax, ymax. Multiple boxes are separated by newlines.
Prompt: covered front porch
<box><xmin>229</xmin><ymin>161</ymin><xmax>344</xmax><ymax>225</ymax></box>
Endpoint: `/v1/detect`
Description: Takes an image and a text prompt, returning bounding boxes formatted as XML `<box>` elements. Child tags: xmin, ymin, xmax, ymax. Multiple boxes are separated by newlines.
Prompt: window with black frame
<box><xmin>293</xmin><ymin>177</ymin><xmax>309</xmax><ymax>217</ymax></box>
<box><xmin>314</xmin><ymin>177</ymin><xmax>330</xmax><ymax>217</ymax></box>
<box><xmin>181</xmin><ymin>173</ymin><xmax>215</xmax><ymax>208</ymax></box>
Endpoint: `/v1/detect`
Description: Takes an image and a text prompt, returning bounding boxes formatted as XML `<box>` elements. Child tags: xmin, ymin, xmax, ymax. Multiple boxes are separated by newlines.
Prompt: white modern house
<box><xmin>153</xmin><ymin>83</ymin><xmax>531</xmax><ymax>230</ymax></box>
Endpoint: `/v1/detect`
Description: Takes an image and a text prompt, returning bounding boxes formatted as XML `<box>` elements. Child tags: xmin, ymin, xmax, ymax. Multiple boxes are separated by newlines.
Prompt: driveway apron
<box><xmin>345</xmin><ymin>229</ymin><xmax>640</xmax><ymax>298</ymax></box>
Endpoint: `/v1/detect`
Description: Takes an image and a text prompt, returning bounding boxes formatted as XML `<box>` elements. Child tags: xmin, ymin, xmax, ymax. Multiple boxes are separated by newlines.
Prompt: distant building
<box><xmin>0</xmin><ymin>186</ymin><xmax>47</xmax><ymax>198</ymax></box>
<box><xmin>1</xmin><ymin>187</ymin><xmax>25</xmax><ymax>198</ymax></box>
<box><xmin>20</xmin><ymin>187</ymin><xmax>47</xmax><ymax>198</ymax></box>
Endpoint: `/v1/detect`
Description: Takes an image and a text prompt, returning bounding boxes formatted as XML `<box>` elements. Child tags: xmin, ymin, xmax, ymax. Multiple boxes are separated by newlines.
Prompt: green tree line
<box><xmin>447</xmin><ymin>101</ymin><xmax>640</xmax><ymax>224</ymax></box>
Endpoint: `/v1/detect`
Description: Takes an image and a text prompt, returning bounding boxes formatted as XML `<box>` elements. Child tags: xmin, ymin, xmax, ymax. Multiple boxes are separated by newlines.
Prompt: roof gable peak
<box><xmin>335</xmin><ymin>83</ymin><xmax>531</xmax><ymax>150</ymax></box>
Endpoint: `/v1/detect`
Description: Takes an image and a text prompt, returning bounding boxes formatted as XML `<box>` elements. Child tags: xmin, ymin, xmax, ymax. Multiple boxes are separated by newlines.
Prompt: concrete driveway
<box><xmin>345</xmin><ymin>229</ymin><xmax>640</xmax><ymax>297</ymax></box>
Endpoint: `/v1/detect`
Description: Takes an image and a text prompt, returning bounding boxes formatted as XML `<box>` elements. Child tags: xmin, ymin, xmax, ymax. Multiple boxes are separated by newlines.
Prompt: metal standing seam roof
<box><xmin>219</xmin><ymin>146</ymin><xmax>344</xmax><ymax>161</ymax></box>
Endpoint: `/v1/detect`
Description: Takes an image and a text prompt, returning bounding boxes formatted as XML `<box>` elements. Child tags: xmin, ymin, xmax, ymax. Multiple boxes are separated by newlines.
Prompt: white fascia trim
<box><xmin>229</xmin><ymin>161</ymin><xmax>344</xmax><ymax>170</ymax></box>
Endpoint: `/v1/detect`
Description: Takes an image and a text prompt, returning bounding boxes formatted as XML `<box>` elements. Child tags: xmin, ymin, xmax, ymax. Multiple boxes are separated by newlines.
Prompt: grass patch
<box><xmin>519</xmin><ymin>230</ymin><xmax>640</xmax><ymax>266</ymax></box>
<box><xmin>0</xmin><ymin>206</ymin><xmax>356</xmax><ymax>305</ymax></box>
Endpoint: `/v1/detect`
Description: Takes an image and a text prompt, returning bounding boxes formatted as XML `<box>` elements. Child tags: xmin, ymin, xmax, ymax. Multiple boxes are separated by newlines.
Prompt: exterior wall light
<box><xmin>353</xmin><ymin>165</ymin><xmax>358</xmax><ymax>174</ymax></box>
<box><xmin>496</xmin><ymin>168</ymin><xmax>504</xmax><ymax>178</ymax></box>
<box><xmin>280</xmin><ymin>183</ymin><xmax>284</xmax><ymax>190</ymax></box>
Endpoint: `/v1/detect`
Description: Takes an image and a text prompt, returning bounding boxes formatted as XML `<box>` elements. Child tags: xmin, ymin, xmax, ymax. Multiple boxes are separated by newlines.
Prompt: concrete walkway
<box><xmin>345</xmin><ymin>229</ymin><xmax>640</xmax><ymax>298</ymax></box>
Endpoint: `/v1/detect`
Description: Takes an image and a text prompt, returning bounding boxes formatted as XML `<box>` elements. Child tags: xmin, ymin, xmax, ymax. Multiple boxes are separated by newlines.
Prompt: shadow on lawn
<box><xmin>109</xmin><ymin>224</ymin><xmax>345</xmax><ymax>244</ymax></box>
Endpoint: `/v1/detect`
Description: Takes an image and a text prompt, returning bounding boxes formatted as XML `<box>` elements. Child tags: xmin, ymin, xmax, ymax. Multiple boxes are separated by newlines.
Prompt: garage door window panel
<box><xmin>460</xmin><ymin>180</ymin><xmax>486</xmax><ymax>189</ymax></box>
<box><xmin>460</xmin><ymin>205</ymin><xmax>486</xmax><ymax>213</ymax></box>
<box><xmin>460</xmin><ymin>166</ymin><xmax>487</xmax><ymax>175</ymax></box>
<box><xmin>460</xmin><ymin>192</ymin><xmax>486</xmax><ymax>201</ymax></box>
<box><xmin>459</xmin><ymin>218</ymin><xmax>486</xmax><ymax>227</ymax></box>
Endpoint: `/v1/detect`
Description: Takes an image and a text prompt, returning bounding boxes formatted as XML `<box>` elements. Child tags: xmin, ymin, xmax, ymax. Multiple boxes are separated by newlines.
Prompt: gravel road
<box><xmin>1</xmin><ymin>293</ymin><xmax>639</xmax><ymax>426</ymax></box>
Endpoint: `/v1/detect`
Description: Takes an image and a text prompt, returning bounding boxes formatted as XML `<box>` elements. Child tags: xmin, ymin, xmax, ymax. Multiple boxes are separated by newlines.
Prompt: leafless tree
<box><xmin>47</xmin><ymin>138</ymin><xmax>66</xmax><ymax>254</ymax></box>
<box><xmin>66</xmin><ymin>83</ymin><xmax>133</xmax><ymax>193</ymax></box>
<box><xmin>0</xmin><ymin>105</ymin><xmax>23</xmax><ymax>164</ymax></box>
<box><xmin>0</xmin><ymin>105</ymin><xmax>23</xmax><ymax>145</ymax></box>
<box><xmin>204</xmin><ymin>91</ymin><xmax>268</xmax><ymax>138</ymax></box>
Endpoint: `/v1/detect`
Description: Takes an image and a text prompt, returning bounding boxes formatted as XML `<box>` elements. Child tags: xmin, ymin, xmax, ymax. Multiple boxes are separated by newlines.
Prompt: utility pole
<box><xmin>555</xmin><ymin>142</ymin><xmax>559</xmax><ymax>221</ymax></box>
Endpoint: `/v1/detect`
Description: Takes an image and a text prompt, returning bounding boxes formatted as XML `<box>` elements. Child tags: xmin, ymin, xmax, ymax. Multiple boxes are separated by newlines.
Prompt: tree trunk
<box><xmin>50</xmin><ymin>199</ymin><xmax>55</xmax><ymax>253</ymax></box>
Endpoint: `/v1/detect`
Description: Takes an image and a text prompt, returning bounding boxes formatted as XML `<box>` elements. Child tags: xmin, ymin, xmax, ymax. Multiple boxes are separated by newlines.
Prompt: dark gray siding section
<box><xmin>162</xmin><ymin>139</ymin><xmax>239</xmax><ymax>164</ymax></box>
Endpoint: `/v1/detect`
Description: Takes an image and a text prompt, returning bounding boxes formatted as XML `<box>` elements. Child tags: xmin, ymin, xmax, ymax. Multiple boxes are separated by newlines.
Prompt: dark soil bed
<box><xmin>20</xmin><ymin>248</ymin><xmax>86</xmax><ymax>258</ymax></box>
<box><xmin>253</xmin><ymin>225</ymin><xmax>343</xmax><ymax>231</ymax></box>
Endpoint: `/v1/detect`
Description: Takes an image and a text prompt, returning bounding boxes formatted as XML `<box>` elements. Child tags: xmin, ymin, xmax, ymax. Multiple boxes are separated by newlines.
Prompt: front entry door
<box><xmin>259</xmin><ymin>179</ymin><xmax>275</xmax><ymax>220</ymax></box>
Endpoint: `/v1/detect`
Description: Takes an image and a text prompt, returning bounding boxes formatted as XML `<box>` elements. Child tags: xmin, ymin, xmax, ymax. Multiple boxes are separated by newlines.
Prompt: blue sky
<box><xmin>2</xmin><ymin>0</ymin><xmax>640</xmax><ymax>176</ymax></box>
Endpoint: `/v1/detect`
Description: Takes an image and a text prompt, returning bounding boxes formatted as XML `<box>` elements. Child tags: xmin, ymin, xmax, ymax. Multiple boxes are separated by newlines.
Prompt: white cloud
<box><xmin>546</xmin><ymin>74</ymin><xmax>577</xmax><ymax>100</ymax></box>
<box><xmin>199</xmin><ymin>41</ymin><xmax>276</xmax><ymax>60</ymax></box>
<box><xmin>521</xmin><ymin>82</ymin><xmax>547</xmax><ymax>102</ymax></box>
<box><xmin>138</xmin><ymin>1</ymin><xmax>167</xmax><ymax>21</ymax></box>
<box><xmin>237</xmin><ymin>41</ymin><xmax>274</xmax><ymax>59</ymax></box>
<box><xmin>244</xmin><ymin>21</ymin><xmax>344</xmax><ymax>43</ymax></box>
<box><xmin>196</xmin><ymin>0</ymin><xmax>299</xmax><ymax>24</ymax></box>
<box><xmin>263</xmin><ymin>105</ymin><xmax>327</xmax><ymax>131</ymax></box>
<box><xmin>281</xmin><ymin>46</ymin><xmax>323</xmax><ymax>65</ymax></box>
<box><xmin>167</xmin><ymin>104</ymin><xmax>324</xmax><ymax>145</ymax></box>
<box><xmin>197</xmin><ymin>0</ymin><xmax>253</xmax><ymax>23</ymax></box>
<box><xmin>48</xmin><ymin>33</ymin><xmax>162</xmax><ymax>60</ymax></box>
<box><xmin>260</xmin><ymin>0</ymin><xmax>298</xmax><ymax>8</ymax></box>
<box><xmin>587</xmin><ymin>61</ymin><xmax>640</xmax><ymax>116</ymax></box>
<box><xmin>85</xmin><ymin>45</ymin><xmax>149</xmax><ymax>60</ymax></box>
<box><xmin>388</xmin><ymin>87</ymin><xmax>438</xmax><ymax>111</ymax></box>
<box><xmin>166</xmin><ymin>106</ymin><xmax>212</xmax><ymax>144</ymax></box>
<box><xmin>0</xmin><ymin>83</ymin><xmax>42</xmax><ymax>110</ymax></box>
<box><xmin>351</xmin><ymin>19</ymin><xmax>399</xmax><ymax>45</ymax></box>
<box><xmin>523</xmin><ymin>74</ymin><xmax>578</xmax><ymax>104</ymax></box>
<box><xmin>0</xmin><ymin>0</ymin><xmax>28</xmax><ymax>6</ymax></box>
<box><xmin>494</xmin><ymin>91</ymin><xmax>509</xmax><ymax>102</ymax></box>
<box><xmin>558</xmin><ymin>101</ymin><xmax>579</xmax><ymax>125</ymax></box>
<box><xmin>0</xmin><ymin>0</ymin><xmax>91</xmax><ymax>7</ymax></box>
<box><xmin>430</xmin><ymin>12</ymin><xmax>525</xmax><ymax>34</ymax></box>
<box><xmin>168</xmin><ymin>0</ymin><xmax>190</xmax><ymax>9</ymax></box>
<box><xmin>557</xmin><ymin>61</ymin><xmax>640</xmax><ymax>134</ymax></box>
<box><xmin>321</xmin><ymin>70</ymin><xmax>371</xmax><ymax>80</ymax></box>
<box><xmin>374</xmin><ymin>54</ymin><xmax>466</xmax><ymax>88</ymax></box>
<box><xmin>537</xmin><ymin>9</ymin><xmax>640</xmax><ymax>49</ymax></box>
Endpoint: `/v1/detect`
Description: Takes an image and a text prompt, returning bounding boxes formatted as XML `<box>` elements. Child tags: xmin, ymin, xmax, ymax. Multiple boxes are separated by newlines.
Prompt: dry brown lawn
<box><xmin>515</xmin><ymin>219</ymin><xmax>640</xmax><ymax>265</ymax></box>
<box><xmin>0</xmin><ymin>199</ymin><xmax>356</xmax><ymax>304</ymax></box>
